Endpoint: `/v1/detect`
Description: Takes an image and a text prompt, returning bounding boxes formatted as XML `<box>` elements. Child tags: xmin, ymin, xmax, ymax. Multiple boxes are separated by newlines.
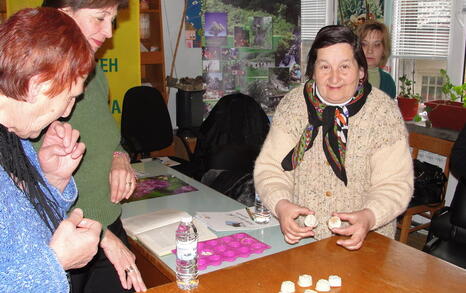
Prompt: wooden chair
<box><xmin>397</xmin><ymin>132</ymin><xmax>455</xmax><ymax>243</ymax></box>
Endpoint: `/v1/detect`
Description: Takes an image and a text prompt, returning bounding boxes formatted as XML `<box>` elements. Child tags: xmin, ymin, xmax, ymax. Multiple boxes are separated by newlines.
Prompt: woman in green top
<box><xmin>358</xmin><ymin>21</ymin><xmax>396</xmax><ymax>99</ymax></box>
<box><xmin>40</xmin><ymin>0</ymin><xmax>146</xmax><ymax>292</ymax></box>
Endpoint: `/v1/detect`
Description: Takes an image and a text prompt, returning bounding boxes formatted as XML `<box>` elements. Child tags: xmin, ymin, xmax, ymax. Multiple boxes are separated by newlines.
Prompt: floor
<box><xmin>395</xmin><ymin>228</ymin><xmax>428</xmax><ymax>250</ymax></box>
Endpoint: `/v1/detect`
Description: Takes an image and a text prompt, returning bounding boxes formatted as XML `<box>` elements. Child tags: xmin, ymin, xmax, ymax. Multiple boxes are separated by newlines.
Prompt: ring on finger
<box><xmin>125</xmin><ymin>265</ymin><xmax>135</xmax><ymax>273</ymax></box>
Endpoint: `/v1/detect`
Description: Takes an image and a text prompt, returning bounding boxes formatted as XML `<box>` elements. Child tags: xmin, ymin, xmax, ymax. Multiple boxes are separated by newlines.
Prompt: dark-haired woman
<box><xmin>0</xmin><ymin>8</ymin><xmax>101</xmax><ymax>292</ymax></box>
<box><xmin>38</xmin><ymin>0</ymin><xmax>147</xmax><ymax>292</ymax></box>
<box><xmin>254</xmin><ymin>25</ymin><xmax>413</xmax><ymax>250</ymax></box>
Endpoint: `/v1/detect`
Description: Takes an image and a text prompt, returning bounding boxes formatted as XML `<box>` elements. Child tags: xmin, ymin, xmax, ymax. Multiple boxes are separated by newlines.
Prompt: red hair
<box><xmin>0</xmin><ymin>8</ymin><xmax>94</xmax><ymax>100</ymax></box>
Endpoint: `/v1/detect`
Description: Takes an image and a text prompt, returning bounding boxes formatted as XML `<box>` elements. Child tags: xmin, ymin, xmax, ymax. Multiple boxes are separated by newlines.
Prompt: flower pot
<box><xmin>424</xmin><ymin>100</ymin><xmax>466</xmax><ymax>131</ymax></box>
<box><xmin>397</xmin><ymin>96</ymin><xmax>419</xmax><ymax>121</ymax></box>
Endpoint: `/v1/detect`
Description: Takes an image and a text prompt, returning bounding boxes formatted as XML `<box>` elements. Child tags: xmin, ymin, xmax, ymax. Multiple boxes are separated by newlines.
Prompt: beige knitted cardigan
<box><xmin>254</xmin><ymin>85</ymin><xmax>414</xmax><ymax>240</ymax></box>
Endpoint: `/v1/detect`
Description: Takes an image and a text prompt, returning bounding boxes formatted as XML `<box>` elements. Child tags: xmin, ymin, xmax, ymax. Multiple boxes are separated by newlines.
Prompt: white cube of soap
<box><xmin>280</xmin><ymin>280</ymin><xmax>296</xmax><ymax>293</ymax></box>
<box><xmin>304</xmin><ymin>214</ymin><xmax>318</xmax><ymax>228</ymax></box>
<box><xmin>304</xmin><ymin>290</ymin><xmax>318</xmax><ymax>293</ymax></box>
<box><xmin>315</xmin><ymin>279</ymin><xmax>331</xmax><ymax>292</ymax></box>
<box><xmin>328</xmin><ymin>216</ymin><xmax>342</xmax><ymax>229</ymax></box>
<box><xmin>328</xmin><ymin>275</ymin><xmax>342</xmax><ymax>287</ymax></box>
<box><xmin>297</xmin><ymin>274</ymin><xmax>313</xmax><ymax>287</ymax></box>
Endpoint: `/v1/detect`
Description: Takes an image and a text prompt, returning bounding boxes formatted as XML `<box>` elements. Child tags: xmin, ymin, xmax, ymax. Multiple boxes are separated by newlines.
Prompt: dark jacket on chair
<box><xmin>424</xmin><ymin>126</ymin><xmax>466</xmax><ymax>268</ymax></box>
<box><xmin>174</xmin><ymin>93</ymin><xmax>270</xmax><ymax>205</ymax></box>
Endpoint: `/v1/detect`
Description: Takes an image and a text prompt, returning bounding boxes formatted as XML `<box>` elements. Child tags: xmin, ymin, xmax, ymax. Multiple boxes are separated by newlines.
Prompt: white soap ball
<box><xmin>304</xmin><ymin>290</ymin><xmax>318</xmax><ymax>293</ymax></box>
<box><xmin>315</xmin><ymin>279</ymin><xmax>331</xmax><ymax>292</ymax></box>
<box><xmin>280</xmin><ymin>280</ymin><xmax>296</xmax><ymax>293</ymax></box>
<box><xmin>327</xmin><ymin>216</ymin><xmax>342</xmax><ymax>229</ymax></box>
<box><xmin>328</xmin><ymin>275</ymin><xmax>342</xmax><ymax>287</ymax></box>
<box><xmin>304</xmin><ymin>214</ymin><xmax>318</xmax><ymax>228</ymax></box>
<box><xmin>297</xmin><ymin>274</ymin><xmax>313</xmax><ymax>287</ymax></box>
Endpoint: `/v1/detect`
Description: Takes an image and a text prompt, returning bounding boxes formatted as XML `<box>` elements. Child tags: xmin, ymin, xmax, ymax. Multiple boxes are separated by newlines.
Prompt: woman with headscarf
<box><xmin>254</xmin><ymin>25</ymin><xmax>413</xmax><ymax>250</ymax></box>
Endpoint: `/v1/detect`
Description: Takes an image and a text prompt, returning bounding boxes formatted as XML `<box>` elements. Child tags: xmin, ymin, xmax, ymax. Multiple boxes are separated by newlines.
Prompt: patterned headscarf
<box><xmin>281</xmin><ymin>80</ymin><xmax>371</xmax><ymax>185</ymax></box>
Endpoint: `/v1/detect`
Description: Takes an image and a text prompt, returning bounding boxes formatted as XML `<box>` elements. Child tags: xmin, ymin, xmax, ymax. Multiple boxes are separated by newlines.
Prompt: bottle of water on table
<box><xmin>254</xmin><ymin>192</ymin><xmax>271</xmax><ymax>224</ymax></box>
<box><xmin>176</xmin><ymin>216</ymin><xmax>199</xmax><ymax>290</ymax></box>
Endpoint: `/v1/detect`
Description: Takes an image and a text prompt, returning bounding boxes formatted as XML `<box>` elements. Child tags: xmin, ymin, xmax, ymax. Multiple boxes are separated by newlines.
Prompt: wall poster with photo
<box><xmin>185</xmin><ymin>0</ymin><xmax>203</xmax><ymax>48</ymax></box>
<box><xmin>337</xmin><ymin>0</ymin><xmax>385</xmax><ymax>32</ymax></box>
<box><xmin>200</xmin><ymin>0</ymin><xmax>301</xmax><ymax>117</ymax></box>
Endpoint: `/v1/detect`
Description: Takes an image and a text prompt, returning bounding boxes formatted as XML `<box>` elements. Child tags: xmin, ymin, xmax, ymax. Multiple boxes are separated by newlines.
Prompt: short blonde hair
<box><xmin>357</xmin><ymin>21</ymin><xmax>391</xmax><ymax>67</ymax></box>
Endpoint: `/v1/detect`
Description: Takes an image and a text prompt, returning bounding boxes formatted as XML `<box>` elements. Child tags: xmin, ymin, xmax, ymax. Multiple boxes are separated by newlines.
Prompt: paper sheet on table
<box><xmin>157</xmin><ymin>157</ymin><xmax>181</xmax><ymax>167</ymax></box>
<box><xmin>195</xmin><ymin>208</ymin><xmax>279</xmax><ymax>232</ymax></box>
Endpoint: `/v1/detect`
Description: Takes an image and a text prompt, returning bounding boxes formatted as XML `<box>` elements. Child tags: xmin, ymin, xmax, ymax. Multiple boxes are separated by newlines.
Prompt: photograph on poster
<box><xmin>205</xmin><ymin>72</ymin><xmax>223</xmax><ymax>90</ymax></box>
<box><xmin>338</xmin><ymin>0</ymin><xmax>385</xmax><ymax>31</ymax></box>
<box><xmin>203</xmin><ymin>59</ymin><xmax>221</xmax><ymax>73</ymax></box>
<box><xmin>222</xmin><ymin>72</ymin><xmax>236</xmax><ymax>90</ymax></box>
<box><xmin>249</xmin><ymin>16</ymin><xmax>273</xmax><ymax>49</ymax></box>
<box><xmin>268</xmin><ymin>67</ymin><xmax>291</xmax><ymax>92</ymax></box>
<box><xmin>221</xmin><ymin>48</ymin><xmax>239</xmax><ymax>60</ymax></box>
<box><xmin>205</xmin><ymin>12</ymin><xmax>228</xmax><ymax>46</ymax></box>
<box><xmin>234</xmin><ymin>26</ymin><xmax>250</xmax><ymax>47</ymax></box>
<box><xmin>205</xmin><ymin>12</ymin><xmax>228</xmax><ymax>36</ymax></box>
<box><xmin>202</xmin><ymin>47</ymin><xmax>221</xmax><ymax>60</ymax></box>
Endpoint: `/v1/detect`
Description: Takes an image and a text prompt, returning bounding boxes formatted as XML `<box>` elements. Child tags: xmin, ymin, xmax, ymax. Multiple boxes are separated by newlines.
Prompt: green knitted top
<box><xmin>34</xmin><ymin>66</ymin><xmax>121</xmax><ymax>230</ymax></box>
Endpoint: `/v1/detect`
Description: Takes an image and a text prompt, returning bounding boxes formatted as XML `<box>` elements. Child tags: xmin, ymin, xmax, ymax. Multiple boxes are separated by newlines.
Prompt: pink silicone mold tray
<box><xmin>173</xmin><ymin>232</ymin><xmax>271</xmax><ymax>271</ymax></box>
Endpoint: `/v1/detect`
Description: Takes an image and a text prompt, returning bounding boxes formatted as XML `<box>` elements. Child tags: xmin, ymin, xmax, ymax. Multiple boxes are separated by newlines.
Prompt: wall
<box><xmin>162</xmin><ymin>0</ymin><xmax>202</xmax><ymax>128</ymax></box>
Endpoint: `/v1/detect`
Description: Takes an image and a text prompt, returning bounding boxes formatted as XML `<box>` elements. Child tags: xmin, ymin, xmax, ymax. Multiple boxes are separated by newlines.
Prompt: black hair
<box><xmin>305</xmin><ymin>25</ymin><xmax>368</xmax><ymax>82</ymax></box>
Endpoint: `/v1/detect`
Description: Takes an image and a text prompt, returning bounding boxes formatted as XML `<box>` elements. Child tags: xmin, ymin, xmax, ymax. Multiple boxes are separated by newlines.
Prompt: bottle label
<box><xmin>177</xmin><ymin>239</ymin><xmax>197</xmax><ymax>261</ymax></box>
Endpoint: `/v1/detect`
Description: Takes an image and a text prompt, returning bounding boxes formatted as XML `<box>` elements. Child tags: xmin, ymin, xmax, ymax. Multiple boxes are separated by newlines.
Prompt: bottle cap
<box><xmin>181</xmin><ymin>216</ymin><xmax>193</xmax><ymax>223</ymax></box>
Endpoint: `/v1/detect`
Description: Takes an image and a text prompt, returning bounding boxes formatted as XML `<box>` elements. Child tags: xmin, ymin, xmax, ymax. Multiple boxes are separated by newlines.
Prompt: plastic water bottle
<box><xmin>175</xmin><ymin>216</ymin><xmax>199</xmax><ymax>290</ymax></box>
<box><xmin>254</xmin><ymin>193</ymin><xmax>271</xmax><ymax>224</ymax></box>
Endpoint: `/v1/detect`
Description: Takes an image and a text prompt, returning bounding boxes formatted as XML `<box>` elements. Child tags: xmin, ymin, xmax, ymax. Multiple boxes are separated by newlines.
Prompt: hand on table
<box><xmin>275</xmin><ymin>199</ymin><xmax>315</xmax><ymax>244</ymax></box>
<box><xmin>331</xmin><ymin>208</ymin><xmax>375</xmax><ymax>250</ymax></box>
<box><xmin>38</xmin><ymin>121</ymin><xmax>85</xmax><ymax>192</ymax></box>
<box><xmin>100</xmin><ymin>230</ymin><xmax>147</xmax><ymax>292</ymax></box>
<box><xmin>109</xmin><ymin>152</ymin><xmax>136</xmax><ymax>203</ymax></box>
<box><xmin>49</xmin><ymin>208</ymin><xmax>101</xmax><ymax>270</ymax></box>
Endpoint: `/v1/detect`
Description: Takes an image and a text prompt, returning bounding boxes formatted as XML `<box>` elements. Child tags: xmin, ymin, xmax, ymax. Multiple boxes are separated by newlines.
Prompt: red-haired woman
<box><xmin>0</xmin><ymin>8</ymin><xmax>101</xmax><ymax>292</ymax></box>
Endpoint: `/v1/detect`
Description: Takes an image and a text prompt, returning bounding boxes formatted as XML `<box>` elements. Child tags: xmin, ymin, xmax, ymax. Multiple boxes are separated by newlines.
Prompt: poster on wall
<box><xmin>337</xmin><ymin>0</ymin><xmax>385</xmax><ymax>32</ymax></box>
<box><xmin>248</xmin><ymin>16</ymin><xmax>273</xmax><ymax>50</ymax></box>
<box><xmin>205</xmin><ymin>12</ymin><xmax>228</xmax><ymax>47</ymax></box>
<box><xmin>201</xmin><ymin>0</ymin><xmax>301</xmax><ymax>117</ymax></box>
<box><xmin>185</xmin><ymin>0</ymin><xmax>203</xmax><ymax>48</ymax></box>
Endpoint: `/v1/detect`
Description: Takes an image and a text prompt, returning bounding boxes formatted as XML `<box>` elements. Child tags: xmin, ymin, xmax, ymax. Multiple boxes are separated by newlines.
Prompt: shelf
<box><xmin>141</xmin><ymin>51</ymin><xmax>163</xmax><ymax>64</ymax></box>
<box><xmin>139</xmin><ymin>0</ymin><xmax>167</xmax><ymax>103</ymax></box>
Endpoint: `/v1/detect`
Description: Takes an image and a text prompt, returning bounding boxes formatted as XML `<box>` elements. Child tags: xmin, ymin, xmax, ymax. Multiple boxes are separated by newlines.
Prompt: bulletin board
<box><xmin>200</xmin><ymin>0</ymin><xmax>301</xmax><ymax>116</ymax></box>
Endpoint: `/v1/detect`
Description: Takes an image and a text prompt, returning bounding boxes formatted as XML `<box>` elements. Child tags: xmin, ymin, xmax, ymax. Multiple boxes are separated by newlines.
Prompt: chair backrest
<box><xmin>121</xmin><ymin>86</ymin><xmax>173</xmax><ymax>155</ymax></box>
<box><xmin>190</xmin><ymin>93</ymin><xmax>270</xmax><ymax>179</ymax></box>
<box><xmin>409</xmin><ymin>132</ymin><xmax>455</xmax><ymax>203</ymax></box>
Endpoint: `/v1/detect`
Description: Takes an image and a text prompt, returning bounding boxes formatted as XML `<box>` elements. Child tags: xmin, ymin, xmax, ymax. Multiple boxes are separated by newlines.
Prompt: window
<box><xmin>392</xmin><ymin>0</ymin><xmax>452</xmax><ymax>59</ymax></box>
<box><xmin>301</xmin><ymin>0</ymin><xmax>333</xmax><ymax>75</ymax></box>
<box><xmin>421</xmin><ymin>75</ymin><xmax>444</xmax><ymax>102</ymax></box>
<box><xmin>301</xmin><ymin>0</ymin><xmax>329</xmax><ymax>41</ymax></box>
<box><xmin>391</xmin><ymin>0</ymin><xmax>453</xmax><ymax>100</ymax></box>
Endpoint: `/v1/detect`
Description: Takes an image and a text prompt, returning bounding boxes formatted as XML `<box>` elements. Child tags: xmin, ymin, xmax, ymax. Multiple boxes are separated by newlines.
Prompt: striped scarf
<box><xmin>281</xmin><ymin>80</ymin><xmax>371</xmax><ymax>185</ymax></box>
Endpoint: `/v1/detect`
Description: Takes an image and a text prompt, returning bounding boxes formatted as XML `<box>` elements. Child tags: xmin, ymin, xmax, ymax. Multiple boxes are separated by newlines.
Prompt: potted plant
<box><xmin>424</xmin><ymin>69</ymin><xmax>466</xmax><ymax>131</ymax></box>
<box><xmin>397</xmin><ymin>74</ymin><xmax>422</xmax><ymax>121</ymax></box>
